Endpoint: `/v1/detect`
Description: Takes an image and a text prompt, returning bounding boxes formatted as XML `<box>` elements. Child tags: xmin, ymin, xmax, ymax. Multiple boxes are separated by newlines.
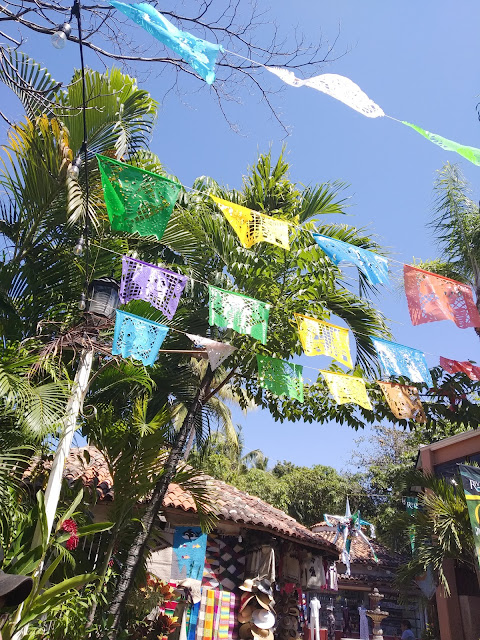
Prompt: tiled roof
<box><xmin>54</xmin><ymin>446</ymin><xmax>336</xmax><ymax>553</ymax></box>
<box><xmin>313</xmin><ymin>527</ymin><xmax>405</xmax><ymax>568</ymax></box>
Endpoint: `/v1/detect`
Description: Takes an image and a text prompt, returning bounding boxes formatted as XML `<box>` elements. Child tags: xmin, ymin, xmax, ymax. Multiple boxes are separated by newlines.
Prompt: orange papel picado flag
<box><xmin>211</xmin><ymin>196</ymin><xmax>290</xmax><ymax>250</ymax></box>
<box><xmin>295</xmin><ymin>313</ymin><xmax>352</xmax><ymax>368</ymax></box>
<box><xmin>321</xmin><ymin>371</ymin><xmax>372</xmax><ymax>410</ymax></box>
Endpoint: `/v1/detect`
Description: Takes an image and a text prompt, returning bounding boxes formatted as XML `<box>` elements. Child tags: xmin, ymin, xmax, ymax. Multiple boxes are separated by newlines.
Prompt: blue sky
<box><xmin>3</xmin><ymin>1</ymin><xmax>480</xmax><ymax>471</ymax></box>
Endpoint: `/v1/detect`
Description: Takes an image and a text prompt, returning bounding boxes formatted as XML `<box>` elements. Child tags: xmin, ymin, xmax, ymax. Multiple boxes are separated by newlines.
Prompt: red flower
<box><xmin>66</xmin><ymin>534</ymin><xmax>79</xmax><ymax>550</ymax></box>
<box><xmin>61</xmin><ymin>518</ymin><xmax>78</xmax><ymax>534</ymax></box>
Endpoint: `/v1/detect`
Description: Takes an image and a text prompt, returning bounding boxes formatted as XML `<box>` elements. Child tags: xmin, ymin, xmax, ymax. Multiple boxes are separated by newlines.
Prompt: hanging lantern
<box><xmin>86</xmin><ymin>277</ymin><xmax>120</xmax><ymax>319</ymax></box>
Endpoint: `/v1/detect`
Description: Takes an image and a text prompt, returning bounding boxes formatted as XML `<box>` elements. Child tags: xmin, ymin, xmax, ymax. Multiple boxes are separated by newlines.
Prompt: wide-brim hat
<box><xmin>280</xmin><ymin>630</ymin><xmax>299</xmax><ymax>640</ymax></box>
<box><xmin>255</xmin><ymin>578</ymin><xmax>273</xmax><ymax>596</ymax></box>
<box><xmin>251</xmin><ymin>624</ymin><xmax>274</xmax><ymax>640</ymax></box>
<box><xmin>238</xmin><ymin>604</ymin><xmax>255</xmax><ymax>623</ymax></box>
<box><xmin>256</xmin><ymin>592</ymin><xmax>274</xmax><ymax>610</ymax></box>
<box><xmin>288</xmin><ymin>607</ymin><xmax>299</xmax><ymax>616</ymax></box>
<box><xmin>239</xmin><ymin>578</ymin><xmax>255</xmax><ymax>592</ymax></box>
<box><xmin>0</xmin><ymin>570</ymin><xmax>33</xmax><ymax>607</ymax></box>
<box><xmin>252</xmin><ymin>609</ymin><xmax>275</xmax><ymax>630</ymax></box>
<box><xmin>240</xmin><ymin>593</ymin><xmax>255</xmax><ymax>612</ymax></box>
<box><xmin>239</xmin><ymin>623</ymin><xmax>253</xmax><ymax>639</ymax></box>
<box><xmin>280</xmin><ymin>615</ymin><xmax>296</xmax><ymax>629</ymax></box>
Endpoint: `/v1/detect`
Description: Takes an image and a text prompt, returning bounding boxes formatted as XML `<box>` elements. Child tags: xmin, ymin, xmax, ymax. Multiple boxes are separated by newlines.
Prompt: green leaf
<box><xmin>76</xmin><ymin>522</ymin><xmax>114</xmax><ymax>537</ymax></box>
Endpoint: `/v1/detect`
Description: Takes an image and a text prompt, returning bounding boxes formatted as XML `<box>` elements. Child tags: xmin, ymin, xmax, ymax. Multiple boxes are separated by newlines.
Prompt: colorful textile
<box><xmin>97</xmin><ymin>154</ymin><xmax>181</xmax><ymax>238</ymax></box>
<box><xmin>377</xmin><ymin>381</ymin><xmax>426</xmax><ymax>423</ymax></box>
<box><xmin>295</xmin><ymin>313</ymin><xmax>352</xmax><ymax>367</ymax></box>
<box><xmin>229</xmin><ymin>592</ymin><xmax>237</xmax><ymax>640</ymax></box>
<box><xmin>112</xmin><ymin>310</ymin><xmax>168</xmax><ymax>366</ymax></box>
<box><xmin>186</xmin><ymin>334</ymin><xmax>236</xmax><ymax>370</ymax></box>
<box><xmin>372</xmin><ymin>337</ymin><xmax>432</xmax><ymax>387</ymax></box>
<box><xmin>217</xmin><ymin>592</ymin><xmax>231</xmax><ymax>640</ymax></box>
<box><xmin>110</xmin><ymin>1</ymin><xmax>223</xmax><ymax>84</ymax></box>
<box><xmin>265</xmin><ymin>68</ymin><xmax>385</xmax><ymax>118</ymax></box>
<box><xmin>196</xmin><ymin>589</ymin><xmax>216</xmax><ymax>640</ymax></box>
<box><xmin>402</xmin><ymin>121</ymin><xmax>480</xmax><ymax>167</ymax></box>
<box><xmin>120</xmin><ymin>256</ymin><xmax>188</xmax><ymax>319</ymax></box>
<box><xmin>172</xmin><ymin>527</ymin><xmax>208</xmax><ymax>581</ymax></box>
<box><xmin>320</xmin><ymin>371</ymin><xmax>372</xmax><ymax>410</ymax></box>
<box><xmin>208</xmin><ymin>286</ymin><xmax>270</xmax><ymax>344</ymax></box>
<box><xmin>202</xmin><ymin>534</ymin><xmax>245</xmax><ymax>591</ymax></box>
<box><xmin>440</xmin><ymin>356</ymin><xmax>480</xmax><ymax>381</ymax></box>
<box><xmin>212</xmin><ymin>196</ymin><xmax>290</xmax><ymax>250</ymax></box>
<box><xmin>257</xmin><ymin>354</ymin><xmax>304</xmax><ymax>401</ymax></box>
<box><xmin>404</xmin><ymin>265</ymin><xmax>480</xmax><ymax>328</ymax></box>
<box><xmin>312</xmin><ymin>233</ymin><xmax>389</xmax><ymax>286</ymax></box>
<box><xmin>187</xmin><ymin>602</ymin><xmax>200</xmax><ymax>640</ymax></box>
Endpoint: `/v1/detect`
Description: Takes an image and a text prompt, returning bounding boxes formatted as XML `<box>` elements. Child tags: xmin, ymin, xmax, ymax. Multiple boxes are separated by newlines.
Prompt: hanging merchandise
<box><xmin>440</xmin><ymin>356</ymin><xmax>480</xmax><ymax>382</ymax></box>
<box><xmin>312</xmin><ymin>233</ymin><xmax>389</xmax><ymax>286</ymax></box>
<box><xmin>211</xmin><ymin>196</ymin><xmax>290</xmax><ymax>250</ymax></box>
<box><xmin>320</xmin><ymin>371</ymin><xmax>372</xmax><ymax>410</ymax></box>
<box><xmin>112</xmin><ymin>310</ymin><xmax>169</xmax><ymax>366</ymax></box>
<box><xmin>402</xmin><ymin>121</ymin><xmax>480</xmax><ymax>167</ymax></box>
<box><xmin>372</xmin><ymin>337</ymin><xmax>433</xmax><ymax>387</ymax></box>
<box><xmin>97</xmin><ymin>155</ymin><xmax>181</xmax><ymax>239</ymax></box>
<box><xmin>196</xmin><ymin>588</ymin><xmax>216</xmax><ymax>640</ymax></box>
<box><xmin>186</xmin><ymin>334</ymin><xmax>236</xmax><ymax>371</ymax></box>
<box><xmin>404</xmin><ymin>265</ymin><xmax>480</xmax><ymax>329</ymax></box>
<box><xmin>110</xmin><ymin>1</ymin><xmax>223</xmax><ymax>84</ymax></box>
<box><xmin>377</xmin><ymin>381</ymin><xmax>426</xmax><ymax>423</ymax></box>
<box><xmin>304</xmin><ymin>555</ymin><xmax>326</xmax><ymax>590</ymax></box>
<box><xmin>294</xmin><ymin>313</ymin><xmax>352</xmax><ymax>367</ymax></box>
<box><xmin>172</xmin><ymin>526</ymin><xmax>208</xmax><ymax>581</ymax></box>
<box><xmin>208</xmin><ymin>286</ymin><xmax>270</xmax><ymax>344</ymax></box>
<box><xmin>309</xmin><ymin>596</ymin><xmax>321</xmax><ymax>640</ymax></box>
<box><xmin>120</xmin><ymin>256</ymin><xmax>188</xmax><ymax>320</ymax></box>
<box><xmin>201</xmin><ymin>533</ymin><xmax>245</xmax><ymax>590</ymax></box>
<box><xmin>256</xmin><ymin>354</ymin><xmax>304</xmax><ymax>401</ymax></box>
<box><xmin>358</xmin><ymin>606</ymin><xmax>369</xmax><ymax>640</ymax></box>
<box><xmin>264</xmin><ymin>68</ymin><xmax>385</xmax><ymax>118</ymax></box>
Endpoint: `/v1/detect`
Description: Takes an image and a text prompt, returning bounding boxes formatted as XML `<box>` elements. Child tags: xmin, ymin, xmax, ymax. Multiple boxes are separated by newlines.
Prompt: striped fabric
<box><xmin>217</xmin><ymin>591</ymin><xmax>231</xmax><ymax>640</ymax></box>
<box><xmin>229</xmin><ymin>592</ymin><xmax>238</xmax><ymax>640</ymax></box>
<box><xmin>203</xmin><ymin>589</ymin><xmax>216</xmax><ymax>640</ymax></box>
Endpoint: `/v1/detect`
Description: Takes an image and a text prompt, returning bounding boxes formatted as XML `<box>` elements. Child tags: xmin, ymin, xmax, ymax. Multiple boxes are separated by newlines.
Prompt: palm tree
<box><xmin>414</xmin><ymin>163</ymin><xmax>480</xmax><ymax>338</ymax></box>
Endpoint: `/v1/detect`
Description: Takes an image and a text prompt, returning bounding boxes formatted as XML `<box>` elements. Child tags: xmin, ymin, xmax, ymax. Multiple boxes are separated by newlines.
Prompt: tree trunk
<box><xmin>106</xmin><ymin>365</ymin><xmax>214</xmax><ymax>637</ymax></box>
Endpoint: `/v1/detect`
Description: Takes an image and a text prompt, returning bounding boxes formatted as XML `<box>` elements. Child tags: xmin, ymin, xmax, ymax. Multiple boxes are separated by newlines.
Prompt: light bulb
<box><xmin>51</xmin><ymin>23</ymin><xmax>71</xmax><ymax>49</ymax></box>
<box><xmin>78</xmin><ymin>292</ymin><xmax>87</xmax><ymax>311</ymax></box>
<box><xmin>67</xmin><ymin>163</ymin><xmax>80</xmax><ymax>180</ymax></box>
<box><xmin>73</xmin><ymin>236</ymin><xmax>85</xmax><ymax>257</ymax></box>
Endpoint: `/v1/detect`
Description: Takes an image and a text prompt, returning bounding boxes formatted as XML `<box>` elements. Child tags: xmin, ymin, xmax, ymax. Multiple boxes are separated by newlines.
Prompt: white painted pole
<box><xmin>43</xmin><ymin>347</ymin><xmax>94</xmax><ymax>534</ymax></box>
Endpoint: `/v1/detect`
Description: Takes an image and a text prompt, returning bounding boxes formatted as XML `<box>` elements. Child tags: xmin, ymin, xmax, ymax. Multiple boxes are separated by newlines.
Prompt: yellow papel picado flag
<box><xmin>295</xmin><ymin>314</ymin><xmax>353</xmax><ymax>368</ymax></box>
<box><xmin>321</xmin><ymin>371</ymin><xmax>372</xmax><ymax>410</ymax></box>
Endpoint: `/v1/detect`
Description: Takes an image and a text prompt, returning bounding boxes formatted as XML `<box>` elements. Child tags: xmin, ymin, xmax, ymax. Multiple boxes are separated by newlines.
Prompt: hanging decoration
<box><xmin>294</xmin><ymin>313</ymin><xmax>353</xmax><ymax>368</ymax></box>
<box><xmin>172</xmin><ymin>526</ymin><xmax>208</xmax><ymax>581</ymax></box>
<box><xmin>211</xmin><ymin>196</ymin><xmax>290</xmax><ymax>250</ymax></box>
<box><xmin>324</xmin><ymin>500</ymin><xmax>378</xmax><ymax>577</ymax></box>
<box><xmin>377</xmin><ymin>381</ymin><xmax>426</xmax><ymax>423</ymax></box>
<box><xmin>96</xmin><ymin>154</ymin><xmax>181</xmax><ymax>239</ymax></box>
<box><xmin>404</xmin><ymin>265</ymin><xmax>480</xmax><ymax>329</ymax></box>
<box><xmin>320</xmin><ymin>371</ymin><xmax>372</xmax><ymax>410</ymax></box>
<box><xmin>256</xmin><ymin>354</ymin><xmax>304</xmax><ymax>401</ymax></box>
<box><xmin>439</xmin><ymin>356</ymin><xmax>480</xmax><ymax>382</ymax></box>
<box><xmin>312</xmin><ymin>233</ymin><xmax>389</xmax><ymax>286</ymax></box>
<box><xmin>402</xmin><ymin>121</ymin><xmax>480</xmax><ymax>167</ymax></box>
<box><xmin>186</xmin><ymin>334</ymin><xmax>236</xmax><ymax>370</ymax></box>
<box><xmin>265</xmin><ymin>68</ymin><xmax>385</xmax><ymax>118</ymax></box>
<box><xmin>112</xmin><ymin>310</ymin><xmax>169</xmax><ymax>366</ymax></box>
<box><xmin>208</xmin><ymin>286</ymin><xmax>270</xmax><ymax>344</ymax></box>
<box><xmin>120</xmin><ymin>256</ymin><xmax>188</xmax><ymax>320</ymax></box>
<box><xmin>372</xmin><ymin>337</ymin><xmax>433</xmax><ymax>387</ymax></box>
<box><xmin>110</xmin><ymin>1</ymin><xmax>223</xmax><ymax>84</ymax></box>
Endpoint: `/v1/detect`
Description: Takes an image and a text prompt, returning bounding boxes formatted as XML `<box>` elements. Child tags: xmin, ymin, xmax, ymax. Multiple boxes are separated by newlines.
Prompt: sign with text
<box><xmin>459</xmin><ymin>464</ymin><xmax>480</xmax><ymax>569</ymax></box>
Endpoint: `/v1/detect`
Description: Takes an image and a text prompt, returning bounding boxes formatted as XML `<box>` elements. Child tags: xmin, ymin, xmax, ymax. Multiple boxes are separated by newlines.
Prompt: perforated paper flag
<box><xmin>211</xmin><ymin>196</ymin><xmax>290</xmax><ymax>250</ymax></box>
<box><xmin>110</xmin><ymin>1</ymin><xmax>223</xmax><ymax>84</ymax></box>
<box><xmin>440</xmin><ymin>356</ymin><xmax>480</xmax><ymax>382</ymax></box>
<box><xmin>97</xmin><ymin>155</ymin><xmax>181</xmax><ymax>239</ymax></box>
<box><xmin>321</xmin><ymin>371</ymin><xmax>372</xmax><ymax>410</ymax></box>
<box><xmin>377</xmin><ymin>381</ymin><xmax>426</xmax><ymax>423</ymax></box>
<box><xmin>402</xmin><ymin>121</ymin><xmax>480</xmax><ymax>167</ymax></box>
<box><xmin>186</xmin><ymin>334</ymin><xmax>236</xmax><ymax>371</ymax></box>
<box><xmin>312</xmin><ymin>233</ymin><xmax>389</xmax><ymax>286</ymax></box>
<box><xmin>404</xmin><ymin>264</ymin><xmax>480</xmax><ymax>329</ymax></box>
<box><xmin>112</xmin><ymin>310</ymin><xmax>168</xmax><ymax>366</ymax></box>
<box><xmin>208</xmin><ymin>286</ymin><xmax>270</xmax><ymax>344</ymax></box>
<box><xmin>265</xmin><ymin>68</ymin><xmax>385</xmax><ymax>118</ymax></box>
<box><xmin>120</xmin><ymin>256</ymin><xmax>188</xmax><ymax>320</ymax></box>
<box><xmin>294</xmin><ymin>313</ymin><xmax>352</xmax><ymax>368</ymax></box>
<box><xmin>372</xmin><ymin>337</ymin><xmax>432</xmax><ymax>387</ymax></box>
<box><xmin>256</xmin><ymin>354</ymin><xmax>303</xmax><ymax>401</ymax></box>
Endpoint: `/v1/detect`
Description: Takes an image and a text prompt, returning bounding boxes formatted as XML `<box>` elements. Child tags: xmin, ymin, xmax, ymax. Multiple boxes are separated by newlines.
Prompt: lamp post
<box><xmin>42</xmin><ymin>278</ymin><xmax>119</xmax><ymax>536</ymax></box>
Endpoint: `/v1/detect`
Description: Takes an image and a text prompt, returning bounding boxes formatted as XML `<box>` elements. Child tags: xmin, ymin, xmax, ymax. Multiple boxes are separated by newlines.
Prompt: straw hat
<box><xmin>251</xmin><ymin>625</ymin><xmax>274</xmax><ymax>640</ymax></box>
<box><xmin>280</xmin><ymin>616</ymin><xmax>296</xmax><ymax>629</ymax></box>
<box><xmin>240</xmin><ymin>593</ymin><xmax>255</xmax><ymax>612</ymax></box>
<box><xmin>238</xmin><ymin>604</ymin><xmax>255</xmax><ymax>623</ymax></box>
<box><xmin>256</xmin><ymin>592</ymin><xmax>274</xmax><ymax>610</ymax></box>
<box><xmin>239</xmin><ymin>623</ymin><xmax>253</xmax><ymax>639</ymax></box>
<box><xmin>252</xmin><ymin>609</ymin><xmax>275</xmax><ymax>630</ymax></box>
<box><xmin>239</xmin><ymin>578</ymin><xmax>255</xmax><ymax>592</ymax></box>
<box><xmin>255</xmin><ymin>578</ymin><xmax>273</xmax><ymax>597</ymax></box>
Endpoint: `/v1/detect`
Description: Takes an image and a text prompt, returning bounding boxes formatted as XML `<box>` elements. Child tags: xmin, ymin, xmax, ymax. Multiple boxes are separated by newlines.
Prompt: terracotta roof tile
<box><xmin>52</xmin><ymin>446</ymin><xmax>336</xmax><ymax>553</ymax></box>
